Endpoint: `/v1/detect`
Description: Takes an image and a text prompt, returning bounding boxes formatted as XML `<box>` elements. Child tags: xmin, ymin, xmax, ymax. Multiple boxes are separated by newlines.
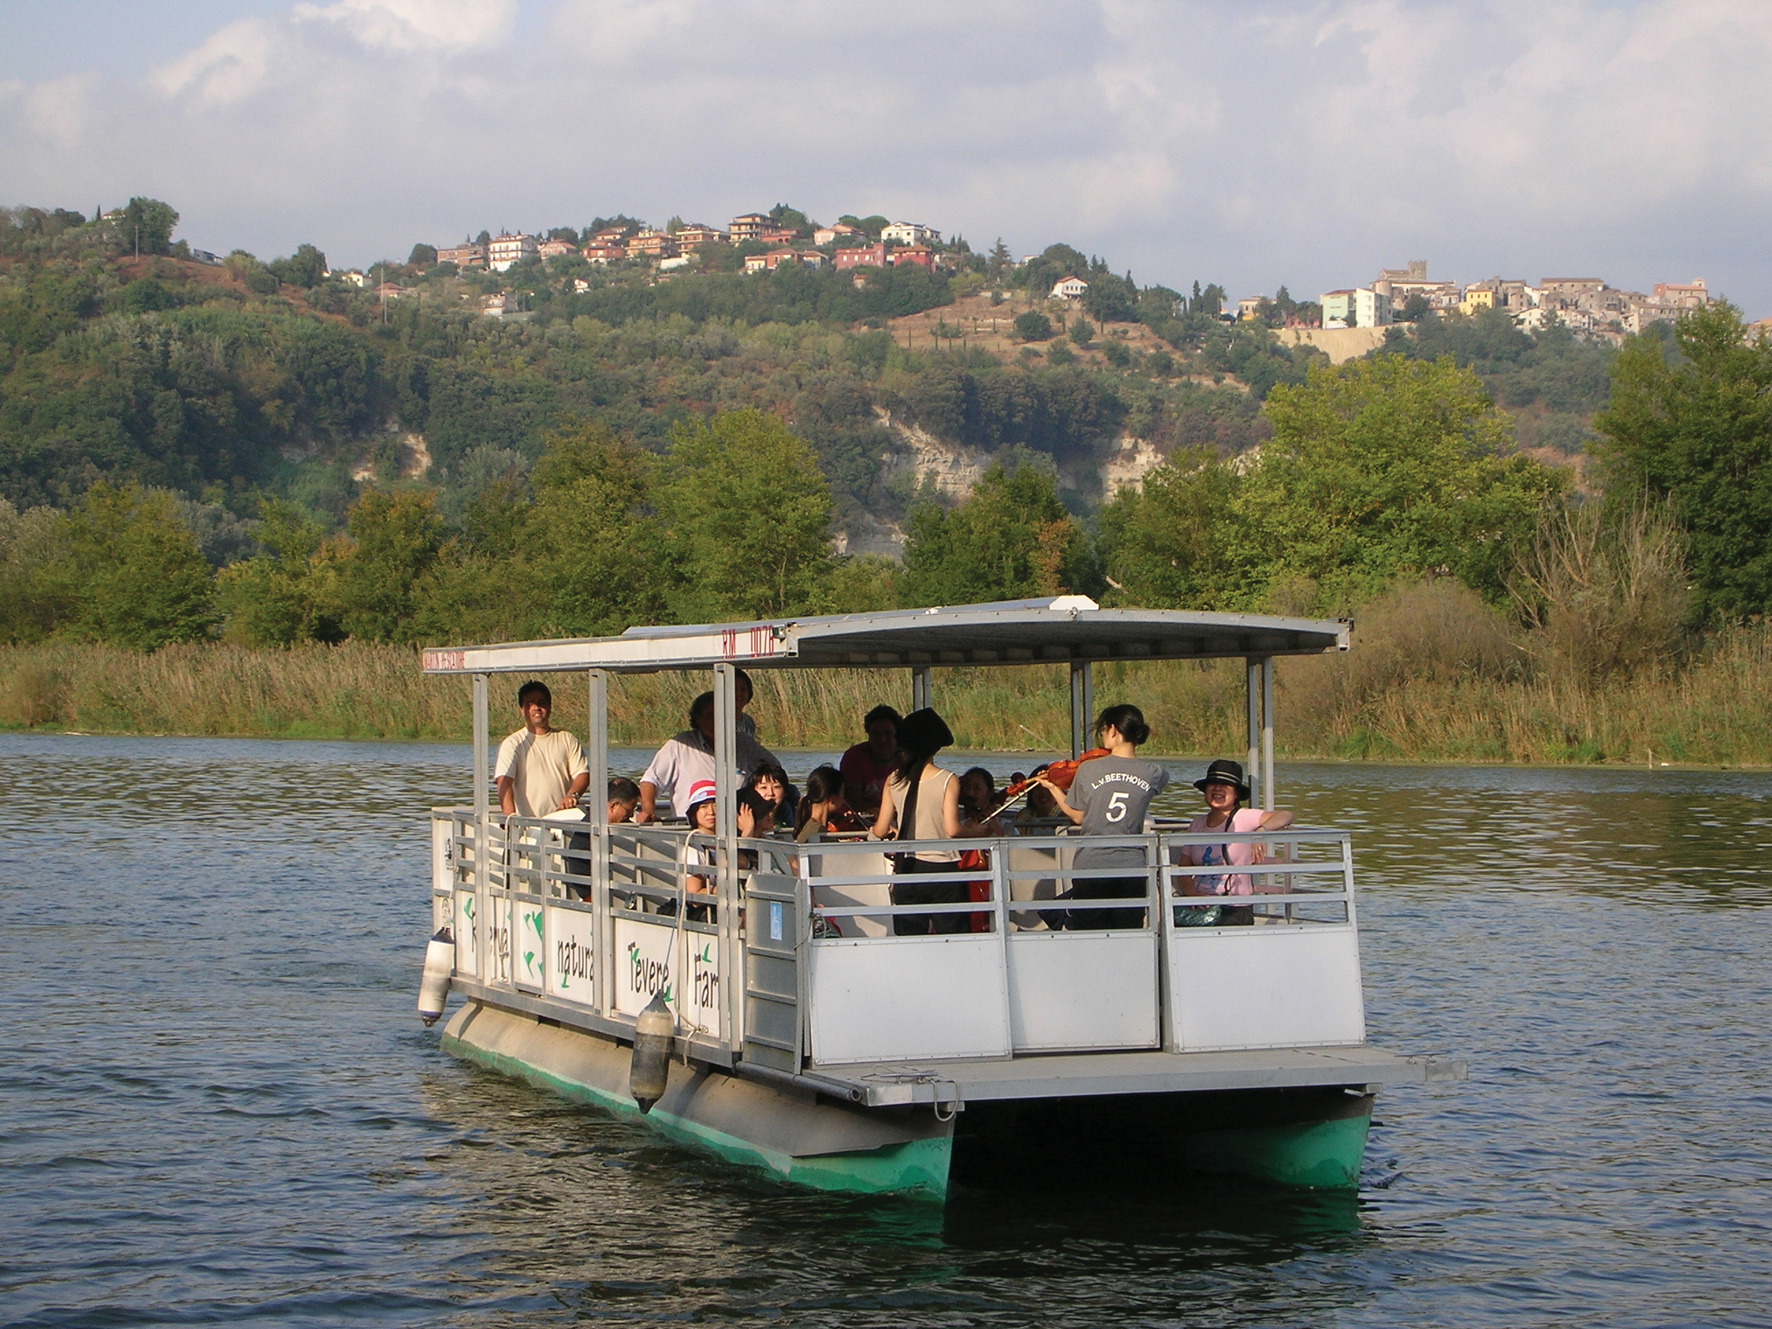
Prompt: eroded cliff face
<box><xmin>862</xmin><ymin>407</ymin><xmax>1172</xmax><ymax>557</ymax></box>
<box><xmin>874</xmin><ymin>410</ymin><xmax>993</xmax><ymax>500</ymax></box>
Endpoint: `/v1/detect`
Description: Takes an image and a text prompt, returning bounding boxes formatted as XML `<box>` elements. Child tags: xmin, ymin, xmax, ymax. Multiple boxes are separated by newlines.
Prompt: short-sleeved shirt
<box><xmin>1068</xmin><ymin>757</ymin><xmax>1170</xmax><ymax>872</ymax></box>
<box><xmin>495</xmin><ymin>728</ymin><xmax>588</xmax><ymax>819</ymax></box>
<box><xmin>641</xmin><ymin>729</ymin><xmax>780</xmax><ymax>819</ymax></box>
<box><xmin>840</xmin><ymin>743</ymin><xmax>897</xmax><ymax>810</ymax></box>
<box><xmin>1176</xmin><ymin>808</ymin><xmax>1266</xmax><ymax>895</ymax></box>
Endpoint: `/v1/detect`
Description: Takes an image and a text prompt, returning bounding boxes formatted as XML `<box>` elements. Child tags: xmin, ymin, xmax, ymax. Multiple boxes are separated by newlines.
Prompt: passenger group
<box><xmin>491</xmin><ymin>675</ymin><xmax>1294</xmax><ymax>929</ymax></box>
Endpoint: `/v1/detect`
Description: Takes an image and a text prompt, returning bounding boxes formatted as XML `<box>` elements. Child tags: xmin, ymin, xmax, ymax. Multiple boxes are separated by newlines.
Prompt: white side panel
<box><xmin>1168</xmin><ymin>926</ymin><xmax>1366</xmax><ymax>1052</ymax></box>
<box><xmin>808</xmin><ymin>849</ymin><xmax>893</xmax><ymax>939</ymax></box>
<box><xmin>809</xmin><ymin>936</ymin><xmax>1010</xmax><ymax>1064</ymax></box>
<box><xmin>513</xmin><ymin>897</ymin><xmax>545</xmax><ymax>992</ymax></box>
<box><xmin>1005</xmin><ymin>843</ymin><xmax>1066</xmax><ymax>931</ymax></box>
<box><xmin>454</xmin><ymin>890</ymin><xmax>478</xmax><ymax>978</ymax></box>
<box><xmin>486</xmin><ymin>894</ymin><xmax>513</xmax><ymax>986</ymax></box>
<box><xmin>1006</xmin><ymin>932</ymin><xmax>1159</xmax><ymax>1051</ymax></box>
<box><xmin>430</xmin><ymin>816</ymin><xmax>451</xmax><ymax>895</ymax></box>
<box><xmin>544</xmin><ymin>905</ymin><xmax>597</xmax><ymax>1007</ymax></box>
<box><xmin>612</xmin><ymin>916</ymin><xmax>722</xmax><ymax>1039</ymax></box>
<box><xmin>681</xmin><ymin>932</ymin><xmax>723</xmax><ymax>1042</ymax></box>
<box><xmin>614</xmin><ymin>917</ymin><xmax>676</xmax><ymax>1017</ymax></box>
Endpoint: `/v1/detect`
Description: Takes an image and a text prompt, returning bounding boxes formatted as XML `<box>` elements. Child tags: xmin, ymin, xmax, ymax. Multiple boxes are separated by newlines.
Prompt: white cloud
<box><xmin>2</xmin><ymin>0</ymin><xmax>1770</xmax><ymax>310</ymax></box>
<box><xmin>294</xmin><ymin>0</ymin><xmax>519</xmax><ymax>51</ymax></box>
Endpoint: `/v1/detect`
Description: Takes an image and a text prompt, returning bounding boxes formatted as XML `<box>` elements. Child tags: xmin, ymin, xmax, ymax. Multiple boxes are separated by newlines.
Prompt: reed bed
<box><xmin>5</xmin><ymin>623</ymin><xmax>1772</xmax><ymax>766</ymax></box>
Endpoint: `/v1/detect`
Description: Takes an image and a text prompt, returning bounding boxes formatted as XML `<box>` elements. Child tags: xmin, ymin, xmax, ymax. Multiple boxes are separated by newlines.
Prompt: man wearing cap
<box><xmin>1175</xmin><ymin>759</ymin><xmax>1293</xmax><ymax>925</ymax></box>
<box><xmin>636</xmin><ymin>691</ymin><xmax>780</xmax><ymax>822</ymax></box>
<box><xmin>495</xmin><ymin>680</ymin><xmax>589</xmax><ymax>817</ymax></box>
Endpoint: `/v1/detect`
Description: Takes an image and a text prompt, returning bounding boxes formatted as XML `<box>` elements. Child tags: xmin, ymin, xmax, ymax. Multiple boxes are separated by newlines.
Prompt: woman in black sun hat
<box><xmin>1173</xmin><ymin>758</ymin><xmax>1293</xmax><ymax>926</ymax></box>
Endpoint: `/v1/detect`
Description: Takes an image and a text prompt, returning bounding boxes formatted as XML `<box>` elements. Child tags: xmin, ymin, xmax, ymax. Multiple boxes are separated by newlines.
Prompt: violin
<box><xmin>988</xmin><ymin>747</ymin><xmax>1112</xmax><ymax>817</ymax></box>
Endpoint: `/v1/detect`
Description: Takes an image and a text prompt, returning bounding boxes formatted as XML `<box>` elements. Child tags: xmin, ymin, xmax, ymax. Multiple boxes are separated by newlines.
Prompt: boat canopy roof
<box><xmin>420</xmin><ymin>597</ymin><xmax>1351</xmax><ymax>676</ymax></box>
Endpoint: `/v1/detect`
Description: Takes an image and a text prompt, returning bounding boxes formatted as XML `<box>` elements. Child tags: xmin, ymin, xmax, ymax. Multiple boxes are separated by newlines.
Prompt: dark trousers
<box><xmin>1064</xmin><ymin>874</ymin><xmax>1148</xmax><ymax>931</ymax></box>
<box><xmin>891</xmin><ymin>858</ymin><xmax>968</xmax><ymax>935</ymax></box>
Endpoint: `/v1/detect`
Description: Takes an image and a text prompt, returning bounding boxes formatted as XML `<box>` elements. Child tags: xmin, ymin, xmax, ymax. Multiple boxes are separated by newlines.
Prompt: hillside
<box><xmin>1</xmin><ymin>199</ymin><xmax>1612</xmax><ymax>559</ymax></box>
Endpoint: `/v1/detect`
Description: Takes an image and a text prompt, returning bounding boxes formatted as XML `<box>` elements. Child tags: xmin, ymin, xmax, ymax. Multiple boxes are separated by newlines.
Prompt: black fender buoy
<box><xmin>629</xmin><ymin>990</ymin><xmax>675</xmax><ymax>1114</ymax></box>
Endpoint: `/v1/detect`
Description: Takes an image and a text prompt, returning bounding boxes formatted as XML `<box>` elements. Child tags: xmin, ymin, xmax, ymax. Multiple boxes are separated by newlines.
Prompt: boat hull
<box><xmin>952</xmin><ymin>1086</ymin><xmax>1373</xmax><ymax>1191</ymax></box>
<box><xmin>441</xmin><ymin>1001</ymin><xmax>954</xmax><ymax>1198</ymax></box>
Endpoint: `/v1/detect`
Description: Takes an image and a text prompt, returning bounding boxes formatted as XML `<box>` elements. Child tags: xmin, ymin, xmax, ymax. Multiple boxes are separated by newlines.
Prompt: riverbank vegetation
<box><xmin>5</xmin><ymin>579</ymin><xmax>1771</xmax><ymax>765</ymax></box>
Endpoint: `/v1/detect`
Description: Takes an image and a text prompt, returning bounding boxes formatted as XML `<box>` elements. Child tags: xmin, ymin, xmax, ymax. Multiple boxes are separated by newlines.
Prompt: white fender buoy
<box><xmin>628</xmin><ymin>990</ymin><xmax>675</xmax><ymax>1114</ymax></box>
<box><xmin>417</xmin><ymin>927</ymin><xmax>454</xmax><ymax>1026</ymax></box>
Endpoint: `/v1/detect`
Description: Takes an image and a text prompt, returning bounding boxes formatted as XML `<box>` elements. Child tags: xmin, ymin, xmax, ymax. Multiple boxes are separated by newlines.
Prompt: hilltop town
<box><xmin>315</xmin><ymin>207</ymin><xmax>1722</xmax><ymax>349</ymax></box>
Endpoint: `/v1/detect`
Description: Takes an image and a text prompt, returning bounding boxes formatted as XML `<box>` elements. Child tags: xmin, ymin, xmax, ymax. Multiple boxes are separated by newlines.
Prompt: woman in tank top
<box><xmin>870</xmin><ymin>707</ymin><xmax>967</xmax><ymax>935</ymax></box>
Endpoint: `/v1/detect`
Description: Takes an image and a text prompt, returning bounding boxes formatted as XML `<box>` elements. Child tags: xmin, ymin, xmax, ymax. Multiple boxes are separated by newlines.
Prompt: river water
<box><xmin>2</xmin><ymin>733</ymin><xmax>1769</xmax><ymax>1327</ymax></box>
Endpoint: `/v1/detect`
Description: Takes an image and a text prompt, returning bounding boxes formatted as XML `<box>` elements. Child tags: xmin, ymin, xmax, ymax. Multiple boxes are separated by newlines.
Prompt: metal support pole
<box><xmin>713</xmin><ymin>663</ymin><xmax>739</xmax><ymax>1048</ymax></box>
<box><xmin>587</xmin><ymin>669</ymin><xmax>610</xmax><ymax>1013</ymax></box>
<box><xmin>586</xmin><ymin>670</ymin><xmax>608</xmax><ymax>828</ymax></box>
<box><xmin>1068</xmin><ymin>660</ymin><xmax>1094</xmax><ymax>759</ymax></box>
<box><xmin>1260</xmin><ymin>657</ymin><xmax>1275</xmax><ymax>811</ymax></box>
<box><xmin>472</xmin><ymin>673</ymin><xmax>490</xmax><ymax>978</ymax></box>
<box><xmin>1245</xmin><ymin>658</ymin><xmax>1261</xmax><ymax>810</ymax></box>
<box><xmin>910</xmin><ymin>665</ymin><xmax>932</xmax><ymax>713</ymax></box>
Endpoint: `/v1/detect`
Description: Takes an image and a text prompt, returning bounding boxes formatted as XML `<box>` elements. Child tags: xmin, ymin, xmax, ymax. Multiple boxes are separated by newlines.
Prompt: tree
<box><xmin>511</xmin><ymin>423</ymin><xmax>668</xmax><ymax>638</ymax></box>
<box><xmin>60</xmin><ymin>482</ymin><xmax>217</xmax><ymax>648</ymax></box>
<box><xmin>769</xmin><ymin>203</ymin><xmax>812</xmax><ymax>235</ymax></box>
<box><xmin>216</xmin><ymin>499</ymin><xmax>326</xmax><ymax>645</ymax></box>
<box><xmin>269</xmin><ymin>243</ymin><xmax>328</xmax><ymax>288</ymax></box>
<box><xmin>1237</xmin><ymin>355</ymin><xmax>1565</xmax><ymax>604</ymax></box>
<box><xmin>1396</xmin><ymin>292</ymin><xmax>1431</xmax><ymax>323</ymax></box>
<box><xmin>1081</xmin><ymin>269</ymin><xmax>1137</xmax><ymax>323</ymax></box>
<box><xmin>118</xmin><ymin>197</ymin><xmax>178</xmax><ymax>255</ymax></box>
<box><xmin>987</xmin><ymin>238</ymin><xmax>1013</xmax><ymax>282</ymax></box>
<box><xmin>900</xmin><ymin>462</ymin><xmax>1096</xmax><ymax>606</ymax></box>
<box><xmin>1097</xmin><ymin>448</ymin><xmax>1238</xmax><ymax>608</ymax></box>
<box><xmin>655</xmin><ymin>409</ymin><xmax>836</xmax><ymax>621</ymax></box>
<box><xmin>1069</xmin><ymin>316</ymin><xmax>1094</xmax><ymax>347</ymax></box>
<box><xmin>1013</xmin><ymin>311</ymin><xmax>1054</xmax><ymax>342</ymax></box>
<box><xmin>327</xmin><ymin>488</ymin><xmax>445</xmax><ymax>642</ymax></box>
<box><xmin>0</xmin><ymin>498</ymin><xmax>72</xmax><ymax>642</ymax></box>
<box><xmin>1593</xmin><ymin>302</ymin><xmax>1772</xmax><ymax>617</ymax></box>
<box><xmin>407</xmin><ymin>243</ymin><xmax>438</xmax><ymax>267</ymax></box>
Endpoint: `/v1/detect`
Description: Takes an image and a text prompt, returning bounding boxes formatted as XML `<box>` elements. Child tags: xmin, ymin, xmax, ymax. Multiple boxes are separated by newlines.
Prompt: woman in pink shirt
<box><xmin>1174</xmin><ymin>759</ymin><xmax>1292</xmax><ymax>926</ymax></box>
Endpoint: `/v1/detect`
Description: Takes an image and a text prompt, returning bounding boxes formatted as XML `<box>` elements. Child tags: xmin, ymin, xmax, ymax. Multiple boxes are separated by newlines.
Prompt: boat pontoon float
<box><xmin>418</xmin><ymin>596</ymin><xmax>1463</xmax><ymax>1199</ymax></box>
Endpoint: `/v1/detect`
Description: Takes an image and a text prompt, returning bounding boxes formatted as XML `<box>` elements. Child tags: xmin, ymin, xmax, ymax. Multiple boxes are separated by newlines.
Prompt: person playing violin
<box><xmin>1036</xmin><ymin>703</ymin><xmax>1169</xmax><ymax>929</ymax></box>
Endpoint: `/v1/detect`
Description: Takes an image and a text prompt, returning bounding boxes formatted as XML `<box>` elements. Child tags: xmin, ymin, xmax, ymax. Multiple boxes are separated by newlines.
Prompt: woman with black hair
<box><xmin>1037</xmin><ymin>703</ymin><xmax>1170</xmax><ymax>930</ymax></box>
<box><xmin>1174</xmin><ymin>759</ymin><xmax>1293</xmax><ymax>925</ymax></box>
<box><xmin>744</xmin><ymin>762</ymin><xmax>797</xmax><ymax>833</ymax></box>
<box><xmin>870</xmin><ymin>707</ymin><xmax>968</xmax><ymax>935</ymax></box>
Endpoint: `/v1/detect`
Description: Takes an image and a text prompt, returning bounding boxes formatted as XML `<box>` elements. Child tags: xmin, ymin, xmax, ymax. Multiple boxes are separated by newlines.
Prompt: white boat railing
<box><xmin>431</xmin><ymin>809</ymin><xmax>1366</xmax><ymax>1070</ymax></box>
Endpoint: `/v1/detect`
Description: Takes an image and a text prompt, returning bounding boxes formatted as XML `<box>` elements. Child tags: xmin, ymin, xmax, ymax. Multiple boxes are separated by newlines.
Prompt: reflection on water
<box><xmin>1</xmin><ymin>733</ymin><xmax>1770</xmax><ymax>1327</ymax></box>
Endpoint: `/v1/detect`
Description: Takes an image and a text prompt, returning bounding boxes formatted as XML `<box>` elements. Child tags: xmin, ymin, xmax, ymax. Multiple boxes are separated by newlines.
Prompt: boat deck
<box><xmin>755</xmin><ymin>1044</ymin><xmax>1466</xmax><ymax>1109</ymax></box>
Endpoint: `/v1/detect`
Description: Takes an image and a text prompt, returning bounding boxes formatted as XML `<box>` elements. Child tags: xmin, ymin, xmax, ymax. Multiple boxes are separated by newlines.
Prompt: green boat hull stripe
<box><xmin>442</xmin><ymin>1002</ymin><xmax>1371</xmax><ymax>1198</ymax></box>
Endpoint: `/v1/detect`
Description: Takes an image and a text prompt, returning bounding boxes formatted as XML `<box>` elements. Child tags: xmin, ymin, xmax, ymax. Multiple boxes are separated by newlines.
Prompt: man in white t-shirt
<box><xmin>495</xmin><ymin>681</ymin><xmax>589</xmax><ymax>818</ymax></box>
<box><xmin>637</xmin><ymin>690</ymin><xmax>779</xmax><ymax>822</ymax></box>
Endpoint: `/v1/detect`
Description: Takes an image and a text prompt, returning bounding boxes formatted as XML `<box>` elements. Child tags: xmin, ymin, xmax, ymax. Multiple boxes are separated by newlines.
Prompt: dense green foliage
<box><xmin>1099</xmin><ymin>356</ymin><xmax>1567</xmax><ymax>611</ymax></box>
<box><xmin>1594</xmin><ymin>303</ymin><xmax>1772</xmax><ymax>618</ymax></box>
<box><xmin>1380</xmin><ymin>306</ymin><xmax>1616</xmax><ymax>451</ymax></box>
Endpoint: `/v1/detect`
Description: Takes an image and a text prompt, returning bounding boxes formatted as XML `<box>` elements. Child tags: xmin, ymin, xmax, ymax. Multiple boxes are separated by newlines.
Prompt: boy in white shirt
<box><xmin>495</xmin><ymin>681</ymin><xmax>589</xmax><ymax>818</ymax></box>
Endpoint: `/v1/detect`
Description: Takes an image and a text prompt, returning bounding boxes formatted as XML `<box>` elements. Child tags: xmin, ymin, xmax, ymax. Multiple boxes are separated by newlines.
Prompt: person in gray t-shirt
<box><xmin>1038</xmin><ymin>704</ymin><xmax>1169</xmax><ymax>929</ymax></box>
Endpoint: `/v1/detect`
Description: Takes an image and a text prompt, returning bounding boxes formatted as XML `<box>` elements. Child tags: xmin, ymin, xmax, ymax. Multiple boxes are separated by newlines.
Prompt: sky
<box><xmin>3</xmin><ymin>0</ymin><xmax>1770</xmax><ymax>315</ymax></box>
